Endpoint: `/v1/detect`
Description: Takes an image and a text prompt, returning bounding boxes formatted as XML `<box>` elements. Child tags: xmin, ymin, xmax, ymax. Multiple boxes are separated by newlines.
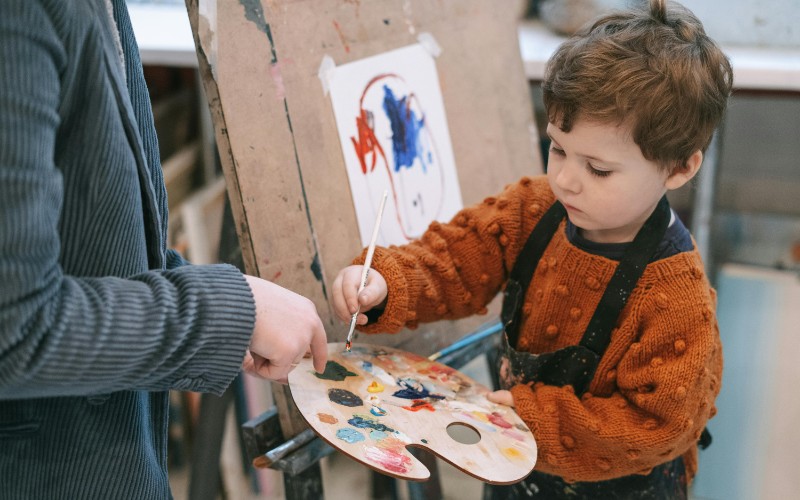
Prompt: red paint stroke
<box><xmin>488</xmin><ymin>411</ymin><xmax>513</xmax><ymax>429</ymax></box>
<box><xmin>426</xmin><ymin>363</ymin><xmax>456</xmax><ymax>376</ymax></box>
<box><xmin>332</xmin><ymin>20</ymin><xmax>350</xmax><ymax>53</ymax></box>
<box><xmin>351</xmin><ymin>107</ymin><xmax>387</xmax><ymax>174</ymax></box>
<box><xmin>501</xmin><ymin>428</ymin><xmax>526</xmax><ymax>442</ymax></box>
<box><xmin>351</xmin><ymin>74</ymin><xmax>409</xmax><ymax>240</ymax></box>
<box><xmin>402</xmin><ymin>399</ymin><xmax>435</xmax><ymax>412</ymax></box>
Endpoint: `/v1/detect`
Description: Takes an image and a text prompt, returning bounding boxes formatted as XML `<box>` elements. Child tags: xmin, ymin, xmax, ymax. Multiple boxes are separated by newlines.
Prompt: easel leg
<box><xmin>284</xmin><ymin>463</ymin><xmax>324</xmax><ymax>500</ymax></box>
<box><xmin>188</xmin><ymin>389</ymin><xmax>233</xmax><ymax>500</ymax></box>
<box><xmin>407</xmin><ymin>448</ymin><xmax>442</xmax><ymax>500</ymax></box>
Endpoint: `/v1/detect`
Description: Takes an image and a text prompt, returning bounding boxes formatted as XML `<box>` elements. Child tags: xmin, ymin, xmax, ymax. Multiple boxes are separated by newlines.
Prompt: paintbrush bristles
<box><xmin>345</xmin><ymin>190</ymin><xmax>389</xmax><ymax>350</ymax></box>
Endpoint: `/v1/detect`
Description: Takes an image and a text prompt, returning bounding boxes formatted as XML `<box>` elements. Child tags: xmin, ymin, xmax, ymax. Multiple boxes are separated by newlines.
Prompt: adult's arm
<box><xmin>0</xmin><ymin>0</ymin><xmax>255</xmax><ymax>399</ymax></box>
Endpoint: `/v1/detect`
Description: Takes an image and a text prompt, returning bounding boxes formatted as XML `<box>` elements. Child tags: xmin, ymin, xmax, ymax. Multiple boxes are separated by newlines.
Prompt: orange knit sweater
<box><xmin>356</xmin><ymin>176</ymin><xmax>722</xmax><ymax>483</ymax></box>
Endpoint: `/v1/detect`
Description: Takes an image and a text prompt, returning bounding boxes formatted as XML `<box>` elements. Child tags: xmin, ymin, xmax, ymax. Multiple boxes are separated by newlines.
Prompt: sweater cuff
<box><xmin>166</xmin><ymin>264</ymin><xmax>254</xmax><ymax>395</ymax></box>
<box><xmin>353</xmin><ymin>246</ymin><xmax>408</xmax><ymax>334</ymax></box>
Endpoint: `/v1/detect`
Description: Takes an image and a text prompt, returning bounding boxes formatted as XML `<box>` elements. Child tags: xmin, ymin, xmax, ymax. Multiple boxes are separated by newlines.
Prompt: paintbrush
<box><xmin>345</xmin><ymin>189</ymin><xmax>388</xmax><ymax>352</ymax></box>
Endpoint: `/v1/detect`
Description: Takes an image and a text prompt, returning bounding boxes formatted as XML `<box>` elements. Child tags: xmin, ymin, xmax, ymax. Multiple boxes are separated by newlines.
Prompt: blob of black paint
<box><xmin>315</xmin><ymin>361</ymin><xmax>357</xmax><ymax>382</ymax></box>
<box><xmin>328</xmin><ymin>388</ymin><xmax>363</xmax><ymax>407</ymax></box>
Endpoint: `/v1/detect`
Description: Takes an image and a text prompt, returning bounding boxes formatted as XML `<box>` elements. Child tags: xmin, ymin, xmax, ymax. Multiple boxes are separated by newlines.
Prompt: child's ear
<box><xmin>665</xmin><ymin>150</ymin><xmax>704</xmax><ymax>190</ymax></box>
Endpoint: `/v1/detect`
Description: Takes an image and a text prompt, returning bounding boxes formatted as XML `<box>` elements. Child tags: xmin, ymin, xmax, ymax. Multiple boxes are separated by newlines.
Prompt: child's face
<box><xmin>545</xmin><ymin>119</ymin><xmax>672</xmax><ymax>244</ymax></box>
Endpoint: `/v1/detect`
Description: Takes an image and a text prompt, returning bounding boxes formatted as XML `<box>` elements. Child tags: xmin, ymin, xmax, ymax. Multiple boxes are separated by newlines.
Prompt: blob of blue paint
<box><xmin>370</xmin><ymin>430</ymin><xmax>389</xmax><ymax>440</ymax></box>
<box><xmin>392</xmin><ymin>379</ymin><xmax>445</xmax><ymax>400</ymax></box>
<box><xmin>382</xmin><ymin>85</ymin><xmax>427</xmax><ymax>173</ymax></box>
<box><xmin>336</xmin><ymin>428</ymin><xmax>365</xmax><ymax>444</ymax></box>
<box><xmin>370</xmin><ymin>406</ymin><xmax>388</xmax><ymax>417</ymax></box>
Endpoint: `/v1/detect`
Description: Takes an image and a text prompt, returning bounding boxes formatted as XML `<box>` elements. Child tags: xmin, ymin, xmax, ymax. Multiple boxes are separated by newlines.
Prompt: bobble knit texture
<box><xmin>357</xmin><ymin>176</ymin><xmax>722</xmax><ymax>483</ymax></box>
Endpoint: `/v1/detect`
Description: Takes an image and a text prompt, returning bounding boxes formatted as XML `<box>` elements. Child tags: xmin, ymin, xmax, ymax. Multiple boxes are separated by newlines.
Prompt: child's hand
<box><xmin>332</xmin><ymin>265</ymin><xmax>388</xmax><ymax>326</ymax></box>
<box><xmin>487</xmin><ymin>390</ymin><xmax>514</xmax><ymax>407</ymax></box>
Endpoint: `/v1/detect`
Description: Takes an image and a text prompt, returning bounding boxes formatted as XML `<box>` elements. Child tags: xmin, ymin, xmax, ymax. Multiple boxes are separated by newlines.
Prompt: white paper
<box><xmin>328</xmin><ymin>44</ymin><xmax>463</xmax><ymax>247</ymax></box>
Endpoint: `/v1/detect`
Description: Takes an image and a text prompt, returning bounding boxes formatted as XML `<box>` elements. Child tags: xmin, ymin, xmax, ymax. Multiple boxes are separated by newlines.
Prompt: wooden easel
<box><xmin>184</xmin><ymin>0</ymin><xmax>542</xmax><ymax>497</ymax></box>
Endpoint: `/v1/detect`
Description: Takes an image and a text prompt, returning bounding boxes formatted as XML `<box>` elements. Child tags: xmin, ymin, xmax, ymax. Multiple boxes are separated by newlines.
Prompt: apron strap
<box><xmin>501</xmin><ymin>201</ymin><xmax>566</xmax><ymax>348</ymax></box>
<box><xmin>501</xmin><ymin>196</ymin><xmax>670</xmax><ymax>352</ymax></box>
<box><xmin>580</xmin><ymin>196</ymin><xmax>670</xmax><ymax>355</ymax></box>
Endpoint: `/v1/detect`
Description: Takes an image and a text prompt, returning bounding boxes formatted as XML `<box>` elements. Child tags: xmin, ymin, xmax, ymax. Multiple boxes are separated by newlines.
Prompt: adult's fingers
<box><xmin>309</xmin><ymin>320</ymin><xmax>328</xmax><ymax>374</ymax></box>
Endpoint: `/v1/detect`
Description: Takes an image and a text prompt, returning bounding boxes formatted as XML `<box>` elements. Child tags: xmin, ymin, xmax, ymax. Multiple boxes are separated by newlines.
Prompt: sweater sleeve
<box><xmin>354</xmin><ymin>177</ymin><xmax>556</xmax><ymax>334</ymax></box>
<box><xmin>0</xmin><ymin>0</ymin><xmax>255</xmax><ymax>400</ymax></box>
<box><xmin>509</xmin><ymin>268</ymin><xmax>722</xmax><ymax>482</ymax></box>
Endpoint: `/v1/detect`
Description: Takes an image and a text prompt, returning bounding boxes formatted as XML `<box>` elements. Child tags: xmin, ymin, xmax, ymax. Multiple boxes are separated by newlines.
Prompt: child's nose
<box><xmin>554</xmin><ymin>162</ymin><xmax>582</xmax><ymax>194</ymax></box>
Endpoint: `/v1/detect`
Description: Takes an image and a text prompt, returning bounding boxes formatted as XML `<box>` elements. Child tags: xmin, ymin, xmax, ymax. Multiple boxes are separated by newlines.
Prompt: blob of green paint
<box><xmin>315</xmin><ymin>360</ymin><xmax>357</xmax><ymax>381</ymax></box>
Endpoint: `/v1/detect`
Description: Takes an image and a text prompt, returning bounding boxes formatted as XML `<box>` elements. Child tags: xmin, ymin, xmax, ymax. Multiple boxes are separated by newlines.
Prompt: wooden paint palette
<box><xmin>288</xmin><ymin>343</ymin><xmax>537</xmax><ymax>484</ymax></box>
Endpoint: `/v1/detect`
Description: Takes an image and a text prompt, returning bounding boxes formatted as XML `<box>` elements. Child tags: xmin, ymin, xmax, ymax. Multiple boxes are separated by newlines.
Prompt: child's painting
<box><xmin>328</xmin><ymin>44</ymin><xmax>464</xmax><ymax>247</ymax></box>
<box><xmin>288</xmin><ymin>343</ymin><xmax>537</xmax><ymax>484</ymax></box>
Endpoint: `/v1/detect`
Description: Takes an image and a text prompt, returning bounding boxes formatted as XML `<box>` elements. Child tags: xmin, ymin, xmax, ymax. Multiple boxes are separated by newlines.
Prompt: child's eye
<box><xmin>549</xmin><ymin>145</ymin><xmax>565</xmax><ymax>156</ymax></box>
<box><xmin>587</xmin><ymin>163</ymin><xmax>611</xmax><ymax>177</ymax></box>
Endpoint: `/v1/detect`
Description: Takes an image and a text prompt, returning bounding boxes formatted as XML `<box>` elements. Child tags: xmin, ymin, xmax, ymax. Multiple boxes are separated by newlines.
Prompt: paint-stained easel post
<box><xmin>185</xmin><ymin>1</ymin><xmax>325</xmax><ymax>498</ymax></box>
<box><xmin>184</xmin><ymin>0</ymin><xmax>540</xmax><ymax>496</ymax></box>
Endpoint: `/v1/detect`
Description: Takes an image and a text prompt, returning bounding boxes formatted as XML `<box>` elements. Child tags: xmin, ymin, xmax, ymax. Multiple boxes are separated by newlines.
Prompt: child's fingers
<box><xmin>342</xmin><ymin>265</ymin><xmax>367</xmax><ymax>313</ymax></box>
<box><xmin>359</xmin><ymin>272</ymin><xmax>388</xmax><ymax>309</ymax></box>
<box><xmin>486</xmin><ymin>390</ymin><xmax>514</xmax><ymax>407</ymax></box>
<box><xmin>331</xmin><ymin>272</ymin><xmax>351</xmax><ymax>322</ymax></box>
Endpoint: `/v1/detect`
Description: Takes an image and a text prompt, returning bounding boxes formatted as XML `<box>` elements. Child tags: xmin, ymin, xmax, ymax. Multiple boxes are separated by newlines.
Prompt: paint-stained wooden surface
<box><xmin>185</xmin><ymin>0</ymin><xmax>542</xmax><ymax>355</ymax></box>
<box><xmin>288</xmin><ymin>343</ymin><xmax>537</xmax><ymax>484</ymax></box>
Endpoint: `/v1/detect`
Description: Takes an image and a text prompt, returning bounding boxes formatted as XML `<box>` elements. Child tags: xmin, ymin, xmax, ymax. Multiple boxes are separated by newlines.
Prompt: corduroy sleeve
<box><xmin>0</xmin><ymin>0</ymin><xmax>255</xmax><ymax>400</ymax></box>
<box><xmin>509</xmin><ymin>267</ymin><xmax>722</xmax><ymax>483</ymax></box>
<box><xmin>353</xmin><ymin>177</ymin><xmax>557</xmax><ymax>334</ymax></box>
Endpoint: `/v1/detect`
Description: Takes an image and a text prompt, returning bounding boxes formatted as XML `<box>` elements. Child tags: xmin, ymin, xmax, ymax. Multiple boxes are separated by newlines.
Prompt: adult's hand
<box><xmin>242</xmin><ymin>275</ymin><xmax>328</xmax><ymax>383</ymax></box>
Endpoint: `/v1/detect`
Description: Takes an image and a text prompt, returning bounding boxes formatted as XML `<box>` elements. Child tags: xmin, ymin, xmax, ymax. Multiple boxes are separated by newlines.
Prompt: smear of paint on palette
<box><xmin>364</xmin><ymin>436</ymin><xmax>413</xmax><ymax>473</ymax></box>
<box><xmin>315</xmin><ymin>360</ymin><xmax>358</xmax><ymax>381</ymax></box>
<box><xmin>318</xmin><ymin>413</ymin><xmax>338</xmax><ymax>424</ymax></box>
<box><xmin>328</xmin><ymin>388</ymin><xmax>363</xmax><ymax>407</ymax></box>
<box><xmin>336</xmin><ymin>428</ymin><xmax>365</xmax><ymax>444</ymax></box>
<box><xmin>392</xmin><ymin>379</ymin><xmax>445</xmax><ymax>400</ymax></box>
<box><xmin>402</xmin><ymin>399</ymin><xmax>435</xmax><ymax>412</ymax></box>
<box><xmin>500</xmin><ymin>446</ymin><xmax>525</xmax><ymax>461</ymax></box>
<box><xmin>349</xmin><ymin>414</ymin><xmax>395</xmax><ymax>433</ymax></box>
<box><xmin>488</xmin><ymin>412</ymin><xmax>513</xmax><ymax>429</ymax></box>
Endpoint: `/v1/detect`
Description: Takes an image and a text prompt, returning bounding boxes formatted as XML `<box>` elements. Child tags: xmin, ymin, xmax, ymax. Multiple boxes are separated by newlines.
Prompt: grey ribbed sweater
<box><xmin>0</xmin><ymin>1</ymin><xmax>256</xmax><ymax>498</ymax></box>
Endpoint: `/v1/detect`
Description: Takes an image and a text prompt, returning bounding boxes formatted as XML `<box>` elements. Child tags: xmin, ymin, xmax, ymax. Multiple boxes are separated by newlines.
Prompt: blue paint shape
<box><xmin>348</xmin><ymin>415</ymin><xmax>395</xmax><ymax>433</ymax></box>
<box><xmin>336</xmin><ymin>428</ymin><xmax>365</xmax><ymax>444</ymax></box>
<box><xmin>370</xmin><ymin>430</ymin><xmax>389</xmax><ymax>440</ymax></box>
<box><xmin>370</xmin><ymin>406</ymin><xmax>387</xmax><ymax>417</ymax></box>
<box><xmin>382</xmin><ymin>86</ymin><xmax>427</xmax><ymax>173</ymax></box>
<box><xmin>392</xmin><ymin>379</ymin><xmax>445</xmax><ymax>400</ymax></box>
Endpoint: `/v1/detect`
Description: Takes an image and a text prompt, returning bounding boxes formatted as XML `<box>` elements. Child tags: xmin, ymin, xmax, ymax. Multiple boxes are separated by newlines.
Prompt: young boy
<box><xmin>332</xmin><ymin>0</ymin><xmax>730</xmax><ymax>497</ymax></box>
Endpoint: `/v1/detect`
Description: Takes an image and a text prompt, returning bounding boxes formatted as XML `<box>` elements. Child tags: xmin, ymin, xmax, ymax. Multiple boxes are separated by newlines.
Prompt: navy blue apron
<box><xmin>485</xmin><ymin>197</ymin><xmax>689</xmax><ymax>499</ymax></box>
